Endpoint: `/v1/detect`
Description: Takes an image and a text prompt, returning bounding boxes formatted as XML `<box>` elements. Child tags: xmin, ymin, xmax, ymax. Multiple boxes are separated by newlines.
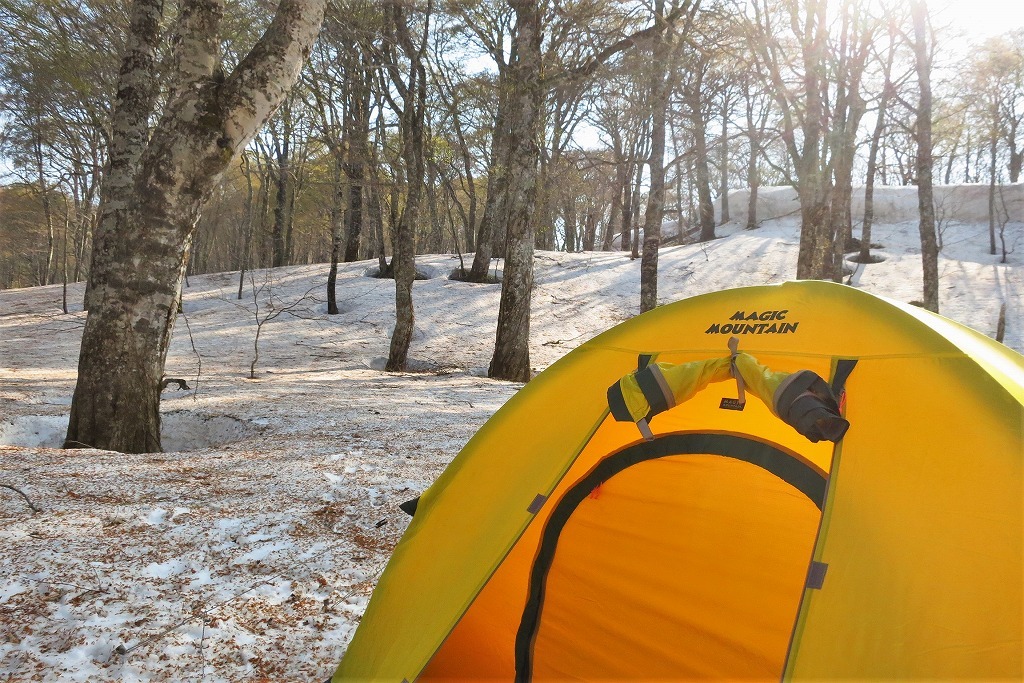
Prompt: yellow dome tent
<box><xmin>332</xmin><ymin>281</ymin><xmax>1023</xmax><ymax>681</ymax></box>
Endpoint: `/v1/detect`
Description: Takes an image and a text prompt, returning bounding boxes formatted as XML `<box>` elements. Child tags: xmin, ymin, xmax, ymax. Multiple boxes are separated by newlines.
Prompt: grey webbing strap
<box><xmin>728</xmin><ymin>336</ymin><xmax>746</xmax><ymax>406</ymax></box>
<box><xmin>636</xmin><ymin>417</ymin><xmax>655</xmax><ymax>442</ymax></box>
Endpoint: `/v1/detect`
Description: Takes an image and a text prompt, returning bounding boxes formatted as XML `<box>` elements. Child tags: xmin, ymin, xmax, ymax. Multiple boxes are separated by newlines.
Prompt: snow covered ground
<box><xmin>0</xmin><ymin>185</ymin><xmax>1021</xmax><ymax>681</ymax></box>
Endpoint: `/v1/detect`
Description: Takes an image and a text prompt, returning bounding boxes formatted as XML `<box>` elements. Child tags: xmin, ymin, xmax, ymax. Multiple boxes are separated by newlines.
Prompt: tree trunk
<box><xmin>640</xmin><ymin>0</ymin><xmax>671</xmax><ymax>313</ymax></box>
<box><xmin>795</xmin><ymin>176</ymin><xmax>833</xmax><ymax>280</ymax></box>
<box><xmin>238</xmin><ymin>153</ymin><xmax>254</xmax><ymax>299</ymax></box>
<box><xmin>564</xmin><ymin>198</ymin><xmax>578</xmax><ymax>253</ymax></box>
<box><xmin>84</xmin><ymin>0</ymin><xmax>165</xmax><ymax>311</ymax></box>
<box><xmin>344</xmin><ymin>64</ymin><xmax>370</xmax><ymax>262</ymax></box>
<box><xmin>719</xmin><ymin>93</ymin><xmax>730</xmax><ymax>225</ymax></box>
<box><xmin>688</xmin><ymin>87</ymin><xmax>716</xmax><ymax>242</ymax></box>
<box><xmin>604</xmin><ymin>141</ymin><xmax>626</xmax><ymax>251</ymax></box>
<box><xmin>861</xmin><ymin>61</ymin><xmax>893</xmax><ymax>263</ymax></box>
<box><xmin>489</xmin><ymin>0</ymin><xmax>543</xmax><ymax>382</ymax></box>
<box><xmin>830</xmin><ymin>95</ymin><xmax>866</xmax><ymax>280</ymax></box>
<box><xmin>911</xmin><ymin>0</ymin><xmax>939</xmax><ymax>313</ymax></box>
<box><xmin>621</xmin><ymin>167</ymin><xmax>634</xmax><ymax>253</ymax></box>
<box><xmin>469</xmin><ymin>70</ymin><xmax>511</xmax><ymax>281</ymax></box>
<box><xmin>327</xmin><ymin>151</ymin><xmax>344</xmax><ymax>314</ymax></box>
<box><xmin>744</xmin><ymin>84</ymin><xmax>762</xmax><ymax>230</ymax></box>
<box><xmin>988</xmin><ymin>100</ymin><xmax>999</xmax><ymax>256</ymax></box>
<box><xmin>583</xmin><ymin>206</ymin><xmax>597</xmax><ymax>251</ymax></box>
<box><xmin>66</xmin><ymin>0</ymin><xmax>326</xmax><ymax>453</ymax></box>
<box><xmin>33</xmin><ymin>130</ymin><xmax>57</xmax><ymax>285</ymax></box>
<box><xmin>754</xmin><ymin>0</ymin><xmax>833</xmax><ymax>280</ymax></box>
<box><xmin>386</xmin><ymin>0</ymin><xmax>428</xmax><ymax>372</ymax></box>
<box><xmin>271</xmin><ymin>103</ymin><xmax>292</xmax><ymax>268</ymax></box>
<box><xmin>794</xmin><ymin>0</ymin><xmax>835</xmax><ymax>282</ymax></box>
<box><xmin>630</xmin><ymin>187</ymin><xmax>641</xmax><ymax>260</ymax></box>
<box><xmin>861</xmin><ymin>109</ymin><xmax>883</xmax><ymax>262</ymax></box>
<box><xmin>452</xmin><ymin>107</ymin><xmax>477</xmax><ymax>253</ymax></box>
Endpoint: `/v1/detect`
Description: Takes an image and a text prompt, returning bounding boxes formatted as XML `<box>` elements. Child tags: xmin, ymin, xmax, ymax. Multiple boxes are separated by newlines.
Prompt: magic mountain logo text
<box><xmin>705</xmin><ymin>310</ymin><xmax>799</xmax><ymax>335</ymax></box>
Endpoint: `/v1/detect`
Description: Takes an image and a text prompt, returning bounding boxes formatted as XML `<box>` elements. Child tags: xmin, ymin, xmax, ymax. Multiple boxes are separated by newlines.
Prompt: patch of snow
<box><xmin>230</xmin><ymin>541</ymin><xmax>294</xmax><ymax>566</ymax></box>
<box><xmin>141</xmin><ymin>559</ymin><xmax>188</xmax><ymax>579</ymax></box>
<box><xmin>0</xmin><ymin>414</ymin><xmax>69</xmax><ymax>448</ymax></box>
<box><xmin>145</xmin><ymin>507</ymin><xmax>169</xmax><ymax>526</ymax></box>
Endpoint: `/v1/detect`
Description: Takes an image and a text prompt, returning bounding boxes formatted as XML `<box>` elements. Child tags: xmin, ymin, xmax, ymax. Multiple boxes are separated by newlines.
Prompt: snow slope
<box><xmin>0</xmin><ymin>185</ymin><xmax>1021</xmax><ymax>681</ymax></box>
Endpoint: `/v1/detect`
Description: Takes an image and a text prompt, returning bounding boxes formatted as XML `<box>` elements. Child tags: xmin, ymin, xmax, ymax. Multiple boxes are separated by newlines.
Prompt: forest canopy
<box><xmin>1</xmin><ymin>0</ymin><xmax>1020</xmax><ymax>290</ymax></box>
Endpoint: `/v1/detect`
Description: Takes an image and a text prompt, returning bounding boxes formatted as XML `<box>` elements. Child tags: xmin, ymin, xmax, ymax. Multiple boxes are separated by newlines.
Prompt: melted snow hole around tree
<box><xmin>0</xmin><ymin>412</ymin><xmax>260</xmax><ymax>452</ymax></box>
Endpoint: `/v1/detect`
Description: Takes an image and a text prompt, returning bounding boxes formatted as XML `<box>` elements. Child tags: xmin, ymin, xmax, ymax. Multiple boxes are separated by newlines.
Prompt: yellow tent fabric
<box><xmin>332</xmin><ymin>281</ymin><xmax>1023</xmax><ymax>681</ymax></box>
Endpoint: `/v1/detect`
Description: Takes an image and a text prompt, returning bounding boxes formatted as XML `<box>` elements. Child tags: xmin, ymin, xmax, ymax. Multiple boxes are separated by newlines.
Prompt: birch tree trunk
<box><xmin>911</xmin><ymin>0</ymin><xmax>939</xmax><ymax>313</ymax></box>
<box><xmin>66</xmin><ymin>0</ymin><xmax>326</xmax><ymax>453</ymax></box>
<box><xmin>489</xmin><ymin>0</ymin><xmax>543</xmax><ymax>382</ymax></box>
<box><xmin>469</xmin><ymin>70</ymin><xmax>511</xmax><ymax>281</ymax></box>
<box><xmin>639</xmin><ymin>0</ymin><xmax>671</xmax><ymax>313</ymax></box>
<box><xmin>385</xmin><ymin>0</ymin><xmax>428</xmax><ymax>372</ymax></box>
<box><xmin>84</xmin><ymin>0</ymin><xmax>164</xmax><ymax>312</ymax></box>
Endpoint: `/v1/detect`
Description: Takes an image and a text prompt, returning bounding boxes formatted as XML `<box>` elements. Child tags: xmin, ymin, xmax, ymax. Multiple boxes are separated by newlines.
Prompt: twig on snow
<box><xmin>179</xmin><ymin>309</ymin><xmax>203</xmax><ymax>399</ymax></box>
<box><xmin>0</xmin><ymin>483</ymin><xmax>41</xmax><ymax>513</ymax></box>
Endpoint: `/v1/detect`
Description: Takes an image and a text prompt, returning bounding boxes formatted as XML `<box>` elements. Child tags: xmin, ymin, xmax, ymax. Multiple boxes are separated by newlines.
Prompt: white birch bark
<box><xmin>66</xmin><ymin>0</ymin><xmax>326</xmax><ymax>453</ymax></box>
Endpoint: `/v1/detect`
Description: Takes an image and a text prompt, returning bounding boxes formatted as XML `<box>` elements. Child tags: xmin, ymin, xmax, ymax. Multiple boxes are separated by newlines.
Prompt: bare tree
<box><xmin>488</xmin><ymin>0</ymin><xmax>544</xmax><ymax>381</ymax></box>
<box><xmin>860</xmin><ymin>17</ymin><xmax>901</xmax><ymax>263</ymax></box>
<box><xmin>748</xmin><ymin>0</ymin><xmax>835</xmax><ymax>279</ymax></box>
<box><xmin>640</xmin><ymin>0</ymin><xmax>689</xmax><ymax>313</ymax></box>
<box><xmin>241</xmin><ymin>271</ymin><xmax>317</xmax><ymax>379</ymax></box>
<box><xmin>65</xmin><ymin>0</ymin><xmax>326</xmax><ymax>453</ymax></box>
<box><xmin>380</xmin><ymin>0</ymin><xmax>430</xmax><ymax>372</ymax></box>
<box><xmin>910</xmin><ymin>0</ymin><xmax>939</xmax><ymax>312</ymax></box>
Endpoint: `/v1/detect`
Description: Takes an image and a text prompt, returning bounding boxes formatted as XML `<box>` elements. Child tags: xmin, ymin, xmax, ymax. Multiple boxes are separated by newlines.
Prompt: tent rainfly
<box><xmin>332</xmin><ymin>281</ymin><xmax>1023</xmax><ymax>681</ymax></box>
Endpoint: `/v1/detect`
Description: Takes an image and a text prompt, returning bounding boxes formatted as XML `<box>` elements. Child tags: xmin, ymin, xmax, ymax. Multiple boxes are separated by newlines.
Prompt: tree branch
<box><xmin>547</xmin><ymin>0</ymin><xmax>698</xmax><ymax>89</ymax></box>
<box><xmin>1</xmin><ymin>483</ymin><xmax>41</xmax><ymax>513</ymax></box>
<box><xmin>219</xmin><ymin>0</ymin><xmax>328</xmax><ymax>153</ymax></box>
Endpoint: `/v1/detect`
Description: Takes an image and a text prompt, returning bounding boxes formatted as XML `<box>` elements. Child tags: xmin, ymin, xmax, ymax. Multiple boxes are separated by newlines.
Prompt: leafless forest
<box><xmin>0</xmin><ymin>0</ymin><xmax>1021</xmax><ymax>452</ymax></box>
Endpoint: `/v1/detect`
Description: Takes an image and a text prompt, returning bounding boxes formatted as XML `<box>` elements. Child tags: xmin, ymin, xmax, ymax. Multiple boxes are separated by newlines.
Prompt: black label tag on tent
<box><xmin>527</xmin><ymin>494</ymin><xmax>547</xmax><ymax>514</ymax></box>
<box><xmin>806</xmin><ymin>561</ymin><xmax>828</xmax><ymax>589</ymax></box>
<box><xmin>719</xmin><ymin>398</ymin><xmax>746</xmax><ymax>411</ymax></box>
